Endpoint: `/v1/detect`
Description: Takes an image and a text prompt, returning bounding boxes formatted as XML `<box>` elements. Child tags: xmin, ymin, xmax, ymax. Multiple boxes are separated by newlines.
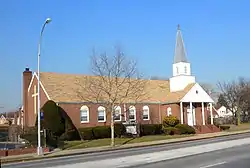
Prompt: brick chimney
<box><xmin>23</xmin><ymin>67</ymin><xmax>32</xmax><ymax>127</ymax></box>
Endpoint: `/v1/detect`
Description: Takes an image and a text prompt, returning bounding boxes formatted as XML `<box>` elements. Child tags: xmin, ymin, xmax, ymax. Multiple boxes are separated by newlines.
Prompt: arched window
<box><xmin>129</xmin><ymin>106</ymin><xmax>136</xmax><ymax>121</ymax></box>
<box><xmin>167</xmin><ymin>107</ymin><xmax>172</xmax><ymax>116</ymax></box>
<box><xmin>142</xmin><ymin>106</ymin><xmax>150</xmax><ymax>120</ymax></box>
<box><xmin>184</xmin><ymin>66</ymin><xmax>187</xmax><ymax>74</ymax></box>
<box><xmin>97</xmin><ymin>106</ymin><xmax>106</xmax><ymax>122</ymax></box>
<box><xmin>80</xmin><ymin>105</ymin><xmax>89</xmax><ymax>123</ymax></box>
<box><xmin>114</xmin><ymin>106</ymin><xmax>122</xmax><ymax>121</ymax></box>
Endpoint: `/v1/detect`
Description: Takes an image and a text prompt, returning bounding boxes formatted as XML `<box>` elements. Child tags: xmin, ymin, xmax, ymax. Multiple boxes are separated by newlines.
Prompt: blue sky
<box><xmin>1</xmin><ymin>0</ymin><xmax>250</xmax><ymax>112</ymax></box>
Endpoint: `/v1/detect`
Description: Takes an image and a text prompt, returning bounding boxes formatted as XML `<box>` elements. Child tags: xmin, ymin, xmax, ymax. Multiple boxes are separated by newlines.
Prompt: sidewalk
<box><xmin>2</xmin><ymin>130</ymin><xmax>250</xmax><ymax>164</ymax></box>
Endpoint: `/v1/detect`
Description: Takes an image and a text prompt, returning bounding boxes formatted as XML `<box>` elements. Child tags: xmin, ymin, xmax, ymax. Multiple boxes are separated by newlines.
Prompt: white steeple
<box><xmin>170</xmin><ymin>25</ymin><xmax>196</xmax><ymax>92</ymax></box>
<box><xmin>173</xmin><ymin>24</ymin><xmax>191</xmax><ymax>76</ymax></box>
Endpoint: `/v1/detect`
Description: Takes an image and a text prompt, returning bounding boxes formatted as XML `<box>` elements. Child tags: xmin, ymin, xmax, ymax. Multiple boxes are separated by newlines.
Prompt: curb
<box><xmin>2</xmin><ymin>130</ymin><xmax>250</xmax><ymax>164</ymax></box>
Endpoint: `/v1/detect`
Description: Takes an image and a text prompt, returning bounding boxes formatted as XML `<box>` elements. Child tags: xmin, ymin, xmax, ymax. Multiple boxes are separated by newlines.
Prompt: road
<box><xmin>133</xmin><ymin>144</ymin><xmax>250</xmax><ymax>168</ymax></box>
<box><xmin>2</xmin><ymin>132</ymin><xmax>250</xmax><ymax>168</ymax></box>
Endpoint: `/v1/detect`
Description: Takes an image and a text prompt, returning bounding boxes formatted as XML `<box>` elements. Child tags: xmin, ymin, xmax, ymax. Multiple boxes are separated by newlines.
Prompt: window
<box><xmin>176</xmin><ymin>67</ymin><xmax>179</xmax><ymax>74</ymax></box>
<box><xmin>167</xmin><ymin>107</ymin><xmax>172</xmax><ymax>116</ymax></box>
<box><xmin>129</xmin><ymin>106</ymin><xmax>136</xmax><ymax>121</ymax></box>
<box><xmin>184</xmin><ymin>66</ymin><xmax>187</xmax><ymax>74</ymax></box>
<box><xmin>114</xmin><ymin>106</ymin><xmax>122</xmax><ymax>121</ymax></box>
<box><xmin>80</xmin><ymin>105</ymin><xmax>89</xmax><ymax>123</ymax></box>
<box><xmin>206</xmin><ymin>104</ymin><xmax>210</xmax><ymax>110</ymax></box>
<box><xmin>98</xmin><ymin>106</ymin><xmax>106</xmax><ymax>122</ymax></box>
<box><xmin>142</xmin><ymin>106</ymin><xmax>150</xmax><ymax>120</ymax></box>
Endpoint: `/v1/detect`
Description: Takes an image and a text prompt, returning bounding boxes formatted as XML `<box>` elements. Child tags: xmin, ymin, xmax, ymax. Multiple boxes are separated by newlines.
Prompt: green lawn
<box><xmin>63</xmin><ymin>134</ymin><xmax>192</xmax><ymax>150</ymax></box>
<box><xmin>222</xmin><ymin>123</ymin><xmax>250</xmax><ymax>132</ymax></box>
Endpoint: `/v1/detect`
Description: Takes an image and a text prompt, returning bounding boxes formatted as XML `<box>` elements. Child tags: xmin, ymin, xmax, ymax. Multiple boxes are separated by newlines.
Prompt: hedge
<box><xmin>78</xmin><ymin>123</ymin><xmax>126</xmax><ymax>140</ymax></box>
<box><xmin>140</xmin><ymin>124</ymin><xmax>163</xmax><ymax>136</ymax></box>
<box><xmin>163</xmin><ymin>127</ymin><xmax>180</xmax><ymax>135</ymax></box>
<box><xmin>78</xmin><ymin>124</ymin><xmax>165</xmax><ymax>140</ymax></box>
<box><xmin>219</xmin><ymin>125</ymin><xmax>230</xmax><ymax>130</ymax></box>
<box><xmin>175</xmin><ymin>124</ymin><xmax>195</xmax><ymax>134</ymax></box>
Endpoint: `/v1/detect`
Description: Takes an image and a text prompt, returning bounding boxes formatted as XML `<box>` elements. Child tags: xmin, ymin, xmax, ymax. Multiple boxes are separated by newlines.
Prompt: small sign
<box><xmin>126</xmin><ymin>125</ymin><xmax>137</xmax><ymax>135</ymax></box>
<box><xmin>40</xmin><ymin>111</ymin><xmax>44</xmax><ymax>120</ymax></box>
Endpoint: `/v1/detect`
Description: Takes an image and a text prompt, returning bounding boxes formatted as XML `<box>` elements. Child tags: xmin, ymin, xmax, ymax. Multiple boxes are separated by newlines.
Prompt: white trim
<box><xmin>97</xmin><ymin>106</ymin><xmax>106</xmax><ymax>122</ymax></box>
<box><xmin>180</xmin><ymin>102</ymin><xmax>183</xmax><ymax>124</ymax></box>
<box><xmin>129</xmin><ymin>106</ymin><xmax>136</xmax><ymax>121</ymax></box>
<box><xmin>202</xmin><ymin>102</ymin><xmax>205</xmax><ymax>125</ymax></box>
<box><xmin>27</xmin><ymin>72</ymin><xmax>51</xmax><ymax>100</ymax></box>
<box><xmin>209</xmin><ymin>103</ymin><xmax>214</xmax><ymax>124</ymax></box>
<box><xmin>114</xmin><ymin>106</ymin><xmax>122</xmax><ymax>122</ymax></box>
<box><xmin>80</xmin><ymin>105</ymin><xmax>89</xmax><ymax>123</ymax></box>
<box><xmin>142</xmin><ymin>105</ymin><xmax>150</xmax><ymax>120</ymax></box>
<box><xmin>167</xmin><ymin>107</ymin><xmax>172</xmax><ymax>116</ymax></box>
<box><xmin>180</xmin><ymin>83</ymin><xmax>214</xmax><ymax>103</ymax></box>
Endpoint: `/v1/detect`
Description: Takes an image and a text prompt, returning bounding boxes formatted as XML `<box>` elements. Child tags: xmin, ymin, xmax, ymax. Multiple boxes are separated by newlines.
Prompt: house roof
<box><xmin>38</xmin><ymin>72</ymin><xmax>195</xmax><ymax>104</ymax></box>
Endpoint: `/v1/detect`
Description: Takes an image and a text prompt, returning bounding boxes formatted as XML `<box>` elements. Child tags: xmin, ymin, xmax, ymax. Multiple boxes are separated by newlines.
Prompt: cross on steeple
<box><xmin>177</xmin><ymin>24</ymin><xmax>180</xmax><ymax>30</ymax></box>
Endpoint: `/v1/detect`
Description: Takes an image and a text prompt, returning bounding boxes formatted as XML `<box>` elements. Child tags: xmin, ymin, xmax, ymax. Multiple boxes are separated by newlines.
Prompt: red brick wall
<box><xmin>23</xmin><ymin>69</ymin><xmax>32</xmax><ymax>127</ymax></box>
<box><xmin>59</xmin><ymin>103</ymin><xmax>162</xmax><ymax>128</ymax></box>
<box><xmin>160</xmin><ymin>102</ymin><xmax>211</xmax><ymax>126</ymax></box>
<box><xmin>23</xmin><ymin>71</ymin><xmax>49</xmax><ymax>127</ymax></box>
<box><xmin>0</xmin><ymin>147</ymin><xmax>49</xmax><ymax>157</ymax></box>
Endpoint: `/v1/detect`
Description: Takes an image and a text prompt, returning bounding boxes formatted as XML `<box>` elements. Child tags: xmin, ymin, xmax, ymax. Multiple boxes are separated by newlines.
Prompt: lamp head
<box><xmin>45</xmin><ymin>18</ymin><xmax>52</xmax><ymax>24</ymax></box>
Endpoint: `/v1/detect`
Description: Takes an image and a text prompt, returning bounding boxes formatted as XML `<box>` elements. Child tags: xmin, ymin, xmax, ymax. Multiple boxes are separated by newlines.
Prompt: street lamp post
<box><xmin>37</xmin><ymin>18</ymin><xmax>51</xmax><ymax>156</ymax></box>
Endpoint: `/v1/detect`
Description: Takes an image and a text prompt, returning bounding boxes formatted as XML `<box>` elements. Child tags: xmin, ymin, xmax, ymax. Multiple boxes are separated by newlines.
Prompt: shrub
<box><xmin>20</xmin><ymin>126</ymin><xmax>46</xmax><ymax>147</ymax></box>
<box><xmin>163</xmin><ymin>127</ymin><xmax>180</xmax><ymax>135</ymax></box>
<box><xmin>78</xmin><ymin>127</ymin><xmax>94</xmax><ymax>140</ymax></box>
<box><xmin>92</xmin><ymin>126</ymin><xmax>111</xmax><ymax>139</ymax></box>
<box><xmin>0</xmin><ymin>126</ymin><xmax>9</xmax><ymax>132</ymax></box>
<box><xmin>38</xmin><ymin>101</ymin><xmax>66</xmax><ymax>138</ymax></box>
<box><xmin>114</xmin><ymin>123</ymin><xmax>126</xmax><ymax>138</ymax></box>
<box><xmin>175</xmin><ymin>124</ymin><xmax>195</xmax><ymax>134</ymax></box>
<box><xmin>219</xmin><ymin>125</ymin><xmax>230</xmax><ymax>131</ymax></box>
<box><xmin>162</xmin><ymin>116</ymin><xmax>180</xmax><ymax>128</ymax></box>
<box><xmin>140</xmin><ymin>124</ymin><xmax>163</xmax><ymax>136</ymax></box>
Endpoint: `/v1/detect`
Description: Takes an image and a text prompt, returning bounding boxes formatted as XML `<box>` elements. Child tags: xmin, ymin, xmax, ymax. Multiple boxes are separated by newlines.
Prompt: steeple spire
<box><xmin>174</xmin><ymin>24</ymin><xmax>188</xmax><ymax>63</ymax></box>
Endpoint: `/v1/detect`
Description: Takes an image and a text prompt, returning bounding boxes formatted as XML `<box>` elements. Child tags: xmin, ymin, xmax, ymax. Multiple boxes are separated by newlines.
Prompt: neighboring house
<box><xmin>214</xmin><ymin>106</ymin><xmax>233</xmax><ymax>118</ymax></box>
<box><xmin>22</xmin><ymin>25</ymin><xmax>216</xmax><ymax>129</ymax></box>
<box><xmin>0</xmin><ymin>115</ymin><xmax>9</xmax><ymax>125</ymax></box>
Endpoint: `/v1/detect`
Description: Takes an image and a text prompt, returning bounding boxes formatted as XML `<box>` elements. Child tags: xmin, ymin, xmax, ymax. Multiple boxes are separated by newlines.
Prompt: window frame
<box><xmin>167</xmin><ymin>107</ymin><xmax>172</xmax><ymax>116</ymax></box>
<box><xmin>97</xmin><ymin>106</ymin><xmax>106</xmax><ymax>122</ymax></box>
<box><xmin>142</xmin><ymin>105</ymin><xmax>150</xmax><ymax>120</ymax></box>
<box><xmin>80</xmin><ymin>105</ymin><xmax>89</xmax><ymax>123</ymax></box>
<box><xmin>114</xmin><ymin>106</ymin><xmax>122</xmax><ymax>121</ymax></box>
<box><xmin>129</xmin><ymin>106</ymin><xmax>136</xmax><ymax>121</ymax></box>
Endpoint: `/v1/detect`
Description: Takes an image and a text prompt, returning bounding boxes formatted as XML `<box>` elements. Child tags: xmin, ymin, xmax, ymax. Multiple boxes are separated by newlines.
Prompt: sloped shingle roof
<box><xmin>39</xmin><ymin>72</ymin><xmax>195</xmax><ymax>104</ymax></box>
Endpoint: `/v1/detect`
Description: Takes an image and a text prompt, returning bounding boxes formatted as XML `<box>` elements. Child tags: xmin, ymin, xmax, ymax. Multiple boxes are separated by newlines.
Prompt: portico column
<box><xmin>209</xmin><ymin>103</ymin><xmax>214</xmax><ymax>125</ymax></box>
<box><xmin>180</xmin><ymin>102</ymin><xmax>183</xmax><ymax>124</ymax></box>
<box><xmin>190</xmin><ymin>102</ymin><xmax>195</xmax><ymax>125</ymax></box>
<box><xmin>201</xmin><ymin>102</ymin><xmax>205</xmax><ymax>125</ymax></box>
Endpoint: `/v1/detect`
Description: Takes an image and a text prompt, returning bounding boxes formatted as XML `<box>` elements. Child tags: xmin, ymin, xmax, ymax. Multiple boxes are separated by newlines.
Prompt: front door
<box><xmin>187</xmin><ymin>110</ymin><xmax>193</xmax><ymax>126</ymax></box>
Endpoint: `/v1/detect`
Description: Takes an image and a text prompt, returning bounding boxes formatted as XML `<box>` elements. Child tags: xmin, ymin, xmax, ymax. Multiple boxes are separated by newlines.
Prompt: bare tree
<box><xmin>200</xmin><ymin>83</ymin><xmax>220</xmax><ymax>103</ymax></box>
<box><xmin>217</xmin><ymin>77</ymin><xmax>250</xmax><ymax>125</ymax></box>
<box><xmin>75</xmin><ymin>47</ymin><xmax>147</xmax><ymax>146</ymax></box>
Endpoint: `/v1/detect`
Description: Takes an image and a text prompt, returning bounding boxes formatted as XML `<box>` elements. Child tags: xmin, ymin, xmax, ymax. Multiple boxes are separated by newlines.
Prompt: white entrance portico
<box><xmin>179</xmin><ymin>83</ymin><xmax>214</xmax><ymax>126</ymax></box>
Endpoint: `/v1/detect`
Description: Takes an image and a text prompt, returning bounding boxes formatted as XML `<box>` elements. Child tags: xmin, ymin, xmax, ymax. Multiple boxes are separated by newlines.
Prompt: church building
<box><xmin>22</xmin><ymin>26</ymin><xmax>218</xmax><ymax>133</ymax></box>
